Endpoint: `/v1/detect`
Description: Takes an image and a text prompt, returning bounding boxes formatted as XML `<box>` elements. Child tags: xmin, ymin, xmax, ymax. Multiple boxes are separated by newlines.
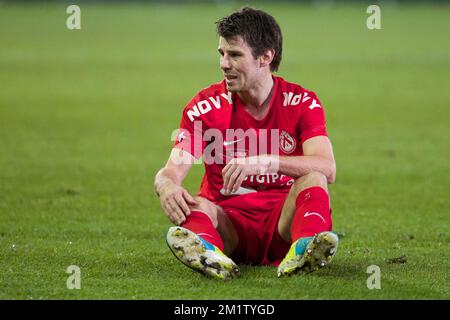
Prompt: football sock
<box><xmin>290</xmin><ymin>186</ymin><xmax>332</xmax><ymax>241</ymax></box>
<box><xmin>181</xmin><ymin>211</ymin><xmax>224</xmax><ymax>251</ymax></box>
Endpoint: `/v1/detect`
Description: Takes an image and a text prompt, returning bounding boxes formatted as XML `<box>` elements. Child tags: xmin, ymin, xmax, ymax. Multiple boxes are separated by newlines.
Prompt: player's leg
<box><xmin>166</xmin><ymin>196</ymin><xmax>240</xmax><ymax>280</ymax></box>
<box><xmin>278</xmin><ymin>171</ymin><xmax>330</xmax><ymax>241</ymax></box>
<box><xmin>185</xmin><ymin>196</ymin><xmax>239</xmax><ymax>254</ymax></box>
<box><xmin>276</xmin><ymin>171</ymin><xmax>339</xmax><ymax>277</ymax></box>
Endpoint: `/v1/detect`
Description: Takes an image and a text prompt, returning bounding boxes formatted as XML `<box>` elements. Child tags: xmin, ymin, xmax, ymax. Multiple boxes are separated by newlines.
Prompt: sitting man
<box><xmin>154</xmin><ymin>7</ymin><xmax>338</xmax><ymax>280</ymax></box>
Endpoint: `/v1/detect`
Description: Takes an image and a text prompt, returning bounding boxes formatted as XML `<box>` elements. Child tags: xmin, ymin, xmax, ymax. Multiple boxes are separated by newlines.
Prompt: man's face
<box><xmin>218</xmin><ymin>36</ymin><xmax>260</xmax><ymax>92</ymax></box>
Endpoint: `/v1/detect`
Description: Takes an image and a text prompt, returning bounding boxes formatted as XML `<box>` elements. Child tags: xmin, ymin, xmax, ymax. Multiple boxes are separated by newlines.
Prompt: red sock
<box><xmin>181</xmin><ymin>211</ymin><xmax>224</xmax><ymax>251</ymax></box>
<box><xmin>290</xmin><ymin>186</ymin><xmax>332</xmax><ymax>241</ymax></box>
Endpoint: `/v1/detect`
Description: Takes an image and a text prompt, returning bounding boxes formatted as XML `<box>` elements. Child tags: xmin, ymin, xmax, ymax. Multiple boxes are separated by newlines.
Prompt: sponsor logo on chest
<box><xmin>187</xmin><ymin>92</ymin><xmax>233</xmax><ymax>122</ymax></box>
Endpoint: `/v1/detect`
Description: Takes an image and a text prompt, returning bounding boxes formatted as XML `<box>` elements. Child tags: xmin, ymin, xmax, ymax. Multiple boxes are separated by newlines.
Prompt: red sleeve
<box><xmin>173</xmin><ymin>99</ymin><xmax>205</xmax><ymax>159</ymax></box>
<box><xmin>298</xmin><ymin>91</ymin><xmax>328</xmax><ymax>144</ymax></box>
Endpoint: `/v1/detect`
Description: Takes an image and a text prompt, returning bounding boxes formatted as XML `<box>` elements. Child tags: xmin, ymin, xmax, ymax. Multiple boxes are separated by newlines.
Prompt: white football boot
<box><xmin>166</xmin><ymin>226</ymin><xmax>240</xmax><ymax>280</ymax></box>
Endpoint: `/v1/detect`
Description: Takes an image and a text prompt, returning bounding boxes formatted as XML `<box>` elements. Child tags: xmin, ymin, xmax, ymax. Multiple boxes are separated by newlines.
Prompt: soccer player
<box><xmin>154</xmin><ymin>7</ymin><xmax>338</xmax><ymax>279</ymax></box>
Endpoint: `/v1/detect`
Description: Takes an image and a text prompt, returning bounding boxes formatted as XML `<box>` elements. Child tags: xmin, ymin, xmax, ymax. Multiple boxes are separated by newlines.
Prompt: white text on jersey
<box><xmin>282</xmin><ymin>92</ymin><xmax>321</xmax><ymax>109</ymax></box>
<box><xmin>187</xmin><ymin>92</ymin><xmax>233</xmax><ymax>122</ymax></box>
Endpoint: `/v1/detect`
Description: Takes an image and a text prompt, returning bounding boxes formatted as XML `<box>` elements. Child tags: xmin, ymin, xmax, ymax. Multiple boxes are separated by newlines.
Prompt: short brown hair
<box><xmin>216</xmin><ymin>7</ymin><xmax>283</xmax><ymax>72</ymax></box>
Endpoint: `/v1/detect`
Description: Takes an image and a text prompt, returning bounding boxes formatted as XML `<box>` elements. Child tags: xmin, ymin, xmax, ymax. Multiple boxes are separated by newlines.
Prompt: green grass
<box><xmin>0</xmin><ymin>3</ymin><xmax>449</xmax><ymax>299</ymax></box>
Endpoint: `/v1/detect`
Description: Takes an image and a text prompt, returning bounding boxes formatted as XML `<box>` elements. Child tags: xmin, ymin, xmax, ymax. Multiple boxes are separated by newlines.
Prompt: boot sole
<box><xmin>166</xmin><ymin>226</ymin><xmax>240</xmax><ymax>280</ymax></box>
<box><xmin>278</xmin><ymin>231</ymin><xmax>339</xmax><ymax>277</ymax></box>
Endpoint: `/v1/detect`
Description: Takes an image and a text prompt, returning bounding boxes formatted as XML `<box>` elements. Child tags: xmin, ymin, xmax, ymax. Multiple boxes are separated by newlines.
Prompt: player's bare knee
<box><xmin>291</xmin><ymin>172</ymin><xmax>328</xmax><ymax>197</ymax></box>
<box><xmin>190</xmin><ymin>196</ymin><xmax>219</xmax><ymax>227</ymax></box>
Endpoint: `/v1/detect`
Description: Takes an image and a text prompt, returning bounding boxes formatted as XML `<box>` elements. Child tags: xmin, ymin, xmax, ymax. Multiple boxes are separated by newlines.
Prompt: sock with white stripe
<box><xmin>290</xmin><ymin>186</ymin><xmax>332</xmax><ymax>242</ymax></box>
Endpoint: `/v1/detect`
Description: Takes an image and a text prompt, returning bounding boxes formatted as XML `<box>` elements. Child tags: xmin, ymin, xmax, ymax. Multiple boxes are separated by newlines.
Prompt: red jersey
<box><xmin>173</xmin><ymin>76</ymin><xmax>328</xmax><ymax>203</ymax></box>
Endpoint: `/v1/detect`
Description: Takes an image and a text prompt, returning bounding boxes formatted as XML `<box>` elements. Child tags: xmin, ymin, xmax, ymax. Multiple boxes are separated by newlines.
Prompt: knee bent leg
<box><xmin>190</xmin><ymin>196</ymin><xmax>219</xmax><ymax>227</ymax></box>
<box><xmin>290</xmin><ymin>172</ymin><xmax>328</xmax><ymax>198</ymax></box>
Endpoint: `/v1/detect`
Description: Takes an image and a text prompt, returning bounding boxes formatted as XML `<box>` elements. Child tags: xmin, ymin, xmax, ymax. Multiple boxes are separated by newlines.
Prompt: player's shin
<box><xmin>290</xmin><ymin>186</ymin><xmax>332</xmax><ymax>240</ymax></box>
<box><xmin>181</xmin><ymin>211</ymin><xmax>224</xmax><ymax>251</ymax></box>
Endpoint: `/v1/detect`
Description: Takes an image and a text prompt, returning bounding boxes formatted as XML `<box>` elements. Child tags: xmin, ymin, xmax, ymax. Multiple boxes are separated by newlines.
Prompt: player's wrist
<box><xmin>268</xmin><ymin>154</ymin><xmax>280</xmax><ymax>173</ymax></box>
<box><xmin>155</xmin><ymin>180</ymin><xmax>174</xmax><ymax>198</ymax></box>
<box><xmin>258</xmin><ymin>154</ymin><xmax>279</xmax><ymax>174</ymax></box>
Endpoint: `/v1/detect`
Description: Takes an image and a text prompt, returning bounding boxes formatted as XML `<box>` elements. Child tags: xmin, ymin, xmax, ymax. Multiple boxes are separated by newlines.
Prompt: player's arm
<box><xmin>221</xmin><ymin>136</ymin><xmax>335</xmax><ymax>194</ymax></box>
<box><xmin>154</xmin><ymin>148</ymin><xmax>199</xmax><ymax>225</ymax></box>
<box><xmin>276</xmin><ymin>135</ymin><xmax>336</xmax><ymax>183</ymax></box>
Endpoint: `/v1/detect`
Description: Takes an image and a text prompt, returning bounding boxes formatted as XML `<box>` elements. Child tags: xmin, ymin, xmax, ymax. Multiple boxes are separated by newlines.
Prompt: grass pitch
<box><xmin>0</xmin><ymin>3</ymin><xmax>449</xmax><ymax>299</ymax></box>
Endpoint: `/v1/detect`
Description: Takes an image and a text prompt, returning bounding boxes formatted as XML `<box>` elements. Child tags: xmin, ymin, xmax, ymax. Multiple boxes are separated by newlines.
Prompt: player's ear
<box><xmin>259</xmin><ymin>48</ymin><xmax>275</xmax><ymax>69</ymax></box>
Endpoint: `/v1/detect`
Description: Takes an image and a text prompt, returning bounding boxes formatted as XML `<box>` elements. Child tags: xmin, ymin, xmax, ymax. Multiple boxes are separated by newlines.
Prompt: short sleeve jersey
<box><xmin>173</xmin><ymin>76</ymin><xmax>328</xmax><ymax>203</ymax></box>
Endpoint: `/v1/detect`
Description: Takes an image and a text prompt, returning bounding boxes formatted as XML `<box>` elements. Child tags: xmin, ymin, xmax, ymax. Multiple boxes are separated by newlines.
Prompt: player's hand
<box><xmin>157</xmin><ymin>182</ymin><xmax>199</xmax><ymax>225</ymax></box>
<box><xmin>221</xmin><ymin>155</ymin><xmax>278</xmax><ymax>195</ymax></box>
